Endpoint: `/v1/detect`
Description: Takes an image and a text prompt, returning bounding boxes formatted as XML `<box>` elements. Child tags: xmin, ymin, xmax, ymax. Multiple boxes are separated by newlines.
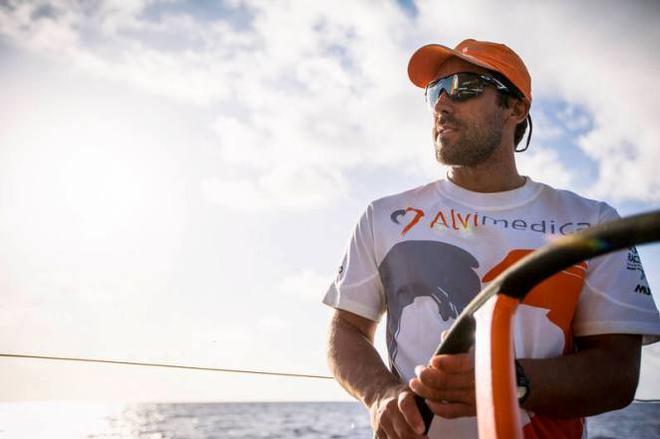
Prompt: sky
<box><xmin>1</xmin><ymin>0</ymin><xmax>659</xmax><ymax>403</ymax></box>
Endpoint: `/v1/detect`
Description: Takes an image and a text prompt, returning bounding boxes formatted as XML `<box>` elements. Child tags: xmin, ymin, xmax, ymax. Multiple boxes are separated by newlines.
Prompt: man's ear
<box><xmin>509</xmin><ymin>98</ymin><xmax>530</xmax><ymax>125</ymax></box>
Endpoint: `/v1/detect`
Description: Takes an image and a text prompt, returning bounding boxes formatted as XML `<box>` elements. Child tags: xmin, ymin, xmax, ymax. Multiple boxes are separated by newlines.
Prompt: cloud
<box><xmin>0</xmin><ymin>1</ymin><xmax>80</xmax><ymax>52</ymax></box>
<box><xmin>1</xmin><ymin>0</ymin><xmax>659</xmax><ymax>207</ymax></box>
<box><xmin>517</xmin><ymin>146</ymin><xmax>573</xmax><ymax>190</ymax></box>
<box><xmin>201</xmin><ymin>166</ymin><xmax>349</xmax><ymax>211</ymax></box>
<box><xmin>278</xmin><ymin>269</ymin><xmax>331</xmax><ymax>302</ymax></box>
<box><xmin>2</xmin><ymin>0</ymin><xmax>659</xmax><ymax>264</ymax></box>
<box><xmin>0</xmin><ymin>0</ymin><xmax>660</xmax><ymax>205</ymax></box>
<box><xmin>531</xmin><ymin>110</ymin><xmax>565</xmax><ymax>143</ymax></box>
<box><xmin>256</xmin><ymin>316</ymin><xmax>291</xmax><ymax>331</ymax></box>
<box><xmin>0</xmin><ymin>0</ymin><xmax>422</xmax><ymax>211</ymax></box>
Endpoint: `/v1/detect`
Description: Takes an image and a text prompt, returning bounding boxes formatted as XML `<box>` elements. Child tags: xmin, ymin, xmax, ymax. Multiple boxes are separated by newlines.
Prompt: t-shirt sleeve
<box><xmin>322</xmin><ymin>203</ymin><xmax>386</xmax><ymax>322</ymax></box>
<box><xmin>573</xmin><ymin>204</ymin><xmax>660</xmax><ymax>345</ymax></box>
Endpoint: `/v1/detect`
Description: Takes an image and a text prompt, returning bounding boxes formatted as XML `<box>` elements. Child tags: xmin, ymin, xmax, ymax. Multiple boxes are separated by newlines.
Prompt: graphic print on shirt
<box><xmin>378</xmin><ymin>242</ymin><xmax>589</xmax><ymax>379</ymax></box>
<box><xmin>483</xmin><ymin>249</ymin><xmax>588</xmax><ymax>353</ymax></box>
<box><xmin>390</xmin><ymin>206</ymin><xmax>592</xmax><ymax>236</ymax></box>
<box><xmin>626</xmin><ymin>247</ymin><xmax>652</xmax><ymax>296</ymax></box>
<box><xmin>378</xmin><ymin>240</ymin><xmax>481</xmax><ymax>376</ymax></box>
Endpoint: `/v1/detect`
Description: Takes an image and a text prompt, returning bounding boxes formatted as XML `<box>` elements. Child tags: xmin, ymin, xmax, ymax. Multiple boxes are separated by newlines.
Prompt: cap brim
<box><xmin>407</xmin><ymin>44</ymin><xmax>498</xmax><ymax>88</ymax></box>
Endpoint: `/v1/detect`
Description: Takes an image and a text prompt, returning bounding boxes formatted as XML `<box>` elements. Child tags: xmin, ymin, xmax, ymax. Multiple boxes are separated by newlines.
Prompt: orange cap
<box><xmin>408</xmin><ymin>39</ymin><xmax>532</xmax><ymax>104</ymax></box>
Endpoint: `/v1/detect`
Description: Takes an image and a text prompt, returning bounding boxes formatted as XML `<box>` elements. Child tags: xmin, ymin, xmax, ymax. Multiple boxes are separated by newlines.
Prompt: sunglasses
<box><xmin>425</xmin><ymin>72</ymin><xmax>511</xmax><ymax>110</ymax></box>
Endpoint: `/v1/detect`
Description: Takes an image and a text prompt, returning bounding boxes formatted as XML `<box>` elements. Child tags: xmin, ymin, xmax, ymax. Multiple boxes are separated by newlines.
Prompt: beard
<box><xmin>434</xmin><ymin>111</ymin><xmax>505</xmax><ymax>167</ymax></box>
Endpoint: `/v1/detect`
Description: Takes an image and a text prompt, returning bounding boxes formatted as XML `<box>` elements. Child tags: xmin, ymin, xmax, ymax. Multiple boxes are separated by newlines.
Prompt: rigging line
<box><xmin>0</xmin><ymin>353</ymin><xmax>333</xmax><ymax>380</ymax></box>
<box><xmin>4</xmin><ymin>354</ymin><xmax>660</xmax><ymax>400</ymax></box>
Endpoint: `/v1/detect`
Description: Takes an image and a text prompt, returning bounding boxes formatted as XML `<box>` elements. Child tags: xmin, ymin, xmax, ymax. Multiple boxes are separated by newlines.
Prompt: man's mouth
<box><xmin>436</xmin><ymin>119</ymin><xmax>460</xmax><ymax>135</ymax></box>
<box><xmin>436</xmin><ymin>125</ymin><xmax>458</xmax><ymax>137</ymax></box>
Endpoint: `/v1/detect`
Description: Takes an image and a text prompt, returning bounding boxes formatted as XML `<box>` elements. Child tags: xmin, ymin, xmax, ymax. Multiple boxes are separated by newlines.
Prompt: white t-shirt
<box><xmin>323</xmin><ymin>177</ymin><xmax>660</xmax><ymax>439</ymax></box>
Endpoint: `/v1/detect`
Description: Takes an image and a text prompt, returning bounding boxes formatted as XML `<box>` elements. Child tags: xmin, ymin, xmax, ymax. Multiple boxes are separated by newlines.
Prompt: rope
<box><xmin>3</xmin><ymin>353</ymin><xmax>658</xmax><ymax>402</ymax></box>
<box><xmin>0</xmin><ymin>353</ymin><xmax>333</xmax><ymax>380</ymax></box>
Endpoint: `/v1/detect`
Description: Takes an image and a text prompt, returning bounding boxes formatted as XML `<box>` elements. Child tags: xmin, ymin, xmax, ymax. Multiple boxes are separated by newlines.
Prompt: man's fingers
<box><xmin>391</xmin><ymin>414</ymin><xmax>427</xmax><ymax>439</ymax></box>
<box><xmin>398</xmin><ymin>390</ymin><xmax>426</xmax><ymax>435</ymax></box>
<box><xmin>372</xmin><ymin>388</ymin><xmax>427</xmax><ymax>439</ymax></box>
<box><xmin>375</xmin><ymin>416</ymin><xmax>392</xmax><ymax>439</ymax></box>
<box><xmin>409</xmin><ymin>377</ymin><xmax>475</xmax><ymax>406</ymax></box>
<box><xmin>430</xmin><ymin>352</ymin><xmax>474</xmax><ymax>373</ymax></box>
<box><xmin>407</xmin><ymin>357</ymin><xmax>478</xmax><ymax>422</ymax></box>
<box><xmin>416</xmin><ymin>365</ymin><xmax>474</xmax><ymax>390</ymax></box>
<box><xmin>425</xmin><ymin>399</ymin><xmax>476</xmax><ymax>419</ymax></box>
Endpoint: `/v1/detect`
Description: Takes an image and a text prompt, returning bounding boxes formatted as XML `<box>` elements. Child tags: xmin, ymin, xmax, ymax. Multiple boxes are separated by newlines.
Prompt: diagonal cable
<box><xmin>0</xmin><ymin>353</ymin><xmax>333</xmax><ymax>379</ymax></box>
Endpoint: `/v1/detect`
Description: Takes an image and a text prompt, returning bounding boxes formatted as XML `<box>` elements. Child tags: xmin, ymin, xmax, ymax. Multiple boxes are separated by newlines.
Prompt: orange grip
<box><xmin>474</xmin><ymin>294</ymin><xmax>523</xmax><ymax>439</ymax></box>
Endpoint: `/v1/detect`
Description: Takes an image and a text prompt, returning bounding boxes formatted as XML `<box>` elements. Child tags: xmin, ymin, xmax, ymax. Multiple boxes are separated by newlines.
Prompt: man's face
<box><xmin>430</xmin><ymin>58</ymin><xmax>507</xmax><ymax>167</ymax></box>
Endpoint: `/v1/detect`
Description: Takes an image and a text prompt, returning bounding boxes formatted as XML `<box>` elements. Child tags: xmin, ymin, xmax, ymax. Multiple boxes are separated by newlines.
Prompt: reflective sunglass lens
<box><xmin>425</xmin><ymin>73</ymin><xmax>489</xmax><ymax>109</ymax></box>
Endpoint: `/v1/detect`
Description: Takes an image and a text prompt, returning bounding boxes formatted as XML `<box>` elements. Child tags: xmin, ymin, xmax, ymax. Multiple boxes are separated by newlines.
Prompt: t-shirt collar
<box><xmin>436</xmin><ymin>175</ymin><xmax>543</xmax><ymax>210</ymax></box>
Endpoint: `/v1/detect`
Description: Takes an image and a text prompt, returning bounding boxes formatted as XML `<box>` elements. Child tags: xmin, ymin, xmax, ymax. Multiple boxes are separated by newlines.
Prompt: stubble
<box><xmin>434</xmin><ymin>111</ymin><xmax>505</xmax><ymax>167</ymax></box>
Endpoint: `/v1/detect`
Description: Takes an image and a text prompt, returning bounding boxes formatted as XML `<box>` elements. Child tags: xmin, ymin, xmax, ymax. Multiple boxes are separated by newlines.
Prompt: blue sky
<box><xmin>0</xmin><ymin>0</ymin><xmax>659</xmax><ymax>403</ymax></box>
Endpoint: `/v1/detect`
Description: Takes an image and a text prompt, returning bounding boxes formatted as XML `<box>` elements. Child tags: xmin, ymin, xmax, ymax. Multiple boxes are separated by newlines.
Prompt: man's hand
<box><xmin>409</xmin><ymin>351</ymin><xmax>476</xmax><ymax>419</ymax></box>
<box><xmin>327</xmin><ymin>310</ymin><xmax>429</xmax><ymax>438</ymax></box>
<box><xmin>369</xmin><ymin>384</ymin><xmax>427</xmax><ymax>439</ymax></box>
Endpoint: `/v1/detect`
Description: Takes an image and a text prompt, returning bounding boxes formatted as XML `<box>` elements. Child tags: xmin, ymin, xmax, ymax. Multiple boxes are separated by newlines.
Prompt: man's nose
<box><xmin>433</xmin><ymin>90</ymin><xmax>454</xmax><ymax>115</ymax></box>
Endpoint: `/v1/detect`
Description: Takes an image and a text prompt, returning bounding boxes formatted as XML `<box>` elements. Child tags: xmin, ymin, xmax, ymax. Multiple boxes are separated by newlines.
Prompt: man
<box><xmin>323</xmin><ymin>39</ymin><xmax>660</xmax><ymax>438</ymax></box>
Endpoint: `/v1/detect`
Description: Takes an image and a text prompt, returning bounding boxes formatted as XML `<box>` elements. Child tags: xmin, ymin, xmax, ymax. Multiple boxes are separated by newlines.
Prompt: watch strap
<box><xmin>515</xmin><ymin>359</ymin><xmax>530</xmax><ymax>406</ymax></box>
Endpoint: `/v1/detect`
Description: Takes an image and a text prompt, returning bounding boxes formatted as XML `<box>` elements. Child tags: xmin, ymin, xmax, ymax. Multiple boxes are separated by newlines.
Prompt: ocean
<box><xmin>0</xmin><ymin>401</ymin><xmax>657</xmax><ymax>438</ymax></box>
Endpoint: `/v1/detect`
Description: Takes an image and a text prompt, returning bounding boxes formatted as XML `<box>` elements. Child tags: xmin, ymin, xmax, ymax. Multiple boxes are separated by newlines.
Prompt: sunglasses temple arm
<box><xmin>515</xmin><ymin>114</ymin><xmax>532</xmax><ymax>153</ymax></box>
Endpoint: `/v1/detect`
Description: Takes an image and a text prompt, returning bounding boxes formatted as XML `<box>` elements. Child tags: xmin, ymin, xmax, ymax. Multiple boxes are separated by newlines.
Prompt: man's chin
<box><xmin>435</xmin><ymin>149</ymin><xmax>486</xmax><ymax>167</ymax></box>
<box><xmin>434</xmin><ymin>144</ymin><xmax>461</xmax><ymax>166</ymax></box>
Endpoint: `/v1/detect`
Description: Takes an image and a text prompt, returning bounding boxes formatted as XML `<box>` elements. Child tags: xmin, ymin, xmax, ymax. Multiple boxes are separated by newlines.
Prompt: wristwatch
<box><xmin>515</xmin><ymin>359</ymin><xmax>530</xmax><ymax>406</ymax></box>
